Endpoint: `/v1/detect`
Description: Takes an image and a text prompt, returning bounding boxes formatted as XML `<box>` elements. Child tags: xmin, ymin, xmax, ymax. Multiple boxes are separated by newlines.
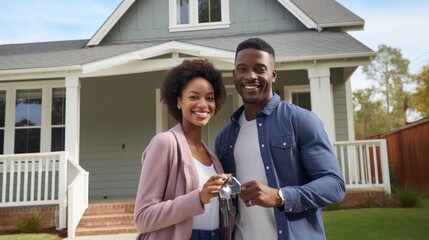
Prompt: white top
<box><xmin>192</xmin><ymin>158</ymin><xmax>220</xmax><ymax>230</ymax></box>
<box><xmin>233</xmin><ymin>113</ymin><xmax>276</xmax><ymax>240</ymax></box>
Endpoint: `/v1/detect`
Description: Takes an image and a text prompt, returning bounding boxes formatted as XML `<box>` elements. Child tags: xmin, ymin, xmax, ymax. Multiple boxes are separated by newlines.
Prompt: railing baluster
<box><xmin>9</xmin><ymin>160</ymin><xmax>15</xmax><ymax>203</ymax></box>
<box><xmin>30</xmin><ymin>158</ymin><xmax>35</xmax><ymax>201</ymax></box>
<box><xmin>17</xmin><ymin>160</ymin><xmax>22</xmax><ymax>202</ymax></box>
<box><xmin>365</xmin><ymin>144</ymin><xmax>372</xmax><ymax>185</ymax></box>
<box><xmin>51</xmin><ymin>158</ymin><xmax>56</xmax><ymax>200</ymax></box>
<box><xmin>356</xmin><ymin>144</ymin><xmax>365</xmax><ymax>184</ymax></box>
<box><xmin>340</xmin><ymin>145</ymin><xmax>346</xmax><ymax>184</ymax></box>
<box><xmin>2</xmin><ymin>160</ymin><xmax>7</xmax><ymax>203</ymax></box>
<box><xmin>23</xmin><ymin>160</ymin><xmax>28</xmax><ymax>202</ymax></box>
<box><xmin>44</xmin><ymin>157</ymin><xmax>49</xmax><ymax>201</ymax></box>
<box><xmin>347</xmin><ymin>145</ymin><xmax>353</xmax><ymax>185</ymax></box>
<box><xmin>373</xmin><ymin>144</ymin><xmax>380</xmax><ymax>185</ymax></box>
<box><xmin>37</xmin><ymin>158</ymin><xmax>42</xmax><ymax>201</ymax></box>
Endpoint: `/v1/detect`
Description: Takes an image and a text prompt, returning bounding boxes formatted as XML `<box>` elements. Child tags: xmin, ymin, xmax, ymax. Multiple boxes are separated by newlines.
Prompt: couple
<box><xmin>134</xmin><ymin>38</ymin><xmax>346</xmax><ymax>240</ymax></box>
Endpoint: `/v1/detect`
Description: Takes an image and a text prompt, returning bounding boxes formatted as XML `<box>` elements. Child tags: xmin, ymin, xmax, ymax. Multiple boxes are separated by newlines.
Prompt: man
<box><xmin>215</xmin><ymin>38</ymin><xmax>345</xmax><ymax>240</ymax></box>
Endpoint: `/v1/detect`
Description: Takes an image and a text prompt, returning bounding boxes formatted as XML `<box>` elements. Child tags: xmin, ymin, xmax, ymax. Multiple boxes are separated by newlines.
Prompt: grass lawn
<box><xmin>323</xmin><ymin>198</ymin><xmax>429</xmax><ymax>240</ymax></box>
<box><xmin>0</xmin><ymin>234</ymin><xmax>59</xmax><ymax>240</ymax></box>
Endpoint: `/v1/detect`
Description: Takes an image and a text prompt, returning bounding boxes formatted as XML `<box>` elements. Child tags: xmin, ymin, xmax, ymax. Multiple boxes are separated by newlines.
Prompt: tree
<box><xmin>412</xmin><ymin>65</ymin><xmax>429</xmax><ymax>117</ymax></box>
<box><xmin>353</xmin><ymin>88</ymin><xmax>386</xmax><ymax>139</ymax></box>
<box><xmin>362</xmin><ymin>45</ymin><xmax>410</xmax><ymax>132</ymax></box>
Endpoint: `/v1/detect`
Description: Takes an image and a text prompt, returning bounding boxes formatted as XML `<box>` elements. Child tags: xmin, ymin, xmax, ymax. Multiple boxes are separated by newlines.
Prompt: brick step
<box><xmin>78</xmin><ymin>212</ymin><xmax>134</xmax><ymax>227</ymax></box>
<box><xmin>75</xmin><ymin>225</ymin><xmax>138</xmax><ymax>236</ymax></box>
<box><xmin>83</xmin><ymin>203</ymin><xmax>134</xmax><ymax>215</ymax></box>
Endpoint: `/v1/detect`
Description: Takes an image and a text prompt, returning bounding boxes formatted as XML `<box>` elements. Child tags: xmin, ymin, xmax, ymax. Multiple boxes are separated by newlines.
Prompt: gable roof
<box><xmin>85</xmin><ymin>0</ymin><xmax>364</xmax><ymax>47</ymax></box>
<box><xmin>86</xmin><ymin>0</ymin><xmax>135</xmax><ymax>47</ymax></box>
<box><xmin>278</xmin><ymin>0</ymin><xmax>364</xmax><ymax>31</ymax></box>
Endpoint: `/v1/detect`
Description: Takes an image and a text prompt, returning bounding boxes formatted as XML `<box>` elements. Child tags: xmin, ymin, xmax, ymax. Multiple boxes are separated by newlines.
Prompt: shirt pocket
<box><xmin>270</xmin><ymin>135</ymin><xmax>297</xmax><ymax>167</ymax></box>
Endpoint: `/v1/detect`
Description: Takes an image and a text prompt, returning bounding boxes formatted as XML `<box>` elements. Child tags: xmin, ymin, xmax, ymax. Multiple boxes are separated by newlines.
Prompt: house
<box><xmin>0</xmin><ymin>0</ymin><xmax>391</xmax><ymax>237</ymax></box>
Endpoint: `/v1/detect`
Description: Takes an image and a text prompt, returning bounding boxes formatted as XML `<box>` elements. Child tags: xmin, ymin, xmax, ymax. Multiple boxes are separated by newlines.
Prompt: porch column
<box><xmin>308</xmin><ymin>67</ymin><xmax>336</xmax><ymax>142</ymax></box>
<box><xmin>65</xmin><ymin>75</ymin><xmax>81</xmax><ymax>163</ymax></box>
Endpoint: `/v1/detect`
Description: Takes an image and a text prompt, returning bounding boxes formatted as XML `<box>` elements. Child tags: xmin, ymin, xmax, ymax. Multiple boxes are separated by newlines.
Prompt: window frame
<box><xmin>168</xmin><ymin>0</ymin><xmax>230</xmax><ymax>32</ymax></box>
<box><xmin>284</xmin><ymin>85</ymin><xmax>310</xmax><ymax>104</ymax></box>
<box><xmin>0</xmin><ymin>80</ymin><xmax>64</xmax><ymax>154</ymax></box>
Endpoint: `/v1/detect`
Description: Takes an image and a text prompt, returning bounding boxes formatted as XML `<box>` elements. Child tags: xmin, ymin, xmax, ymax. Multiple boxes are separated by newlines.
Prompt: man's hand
<box><xmin>239</xmin><ymin>181</ymin><xmax>279</xmax><ymax>208</ymax></box>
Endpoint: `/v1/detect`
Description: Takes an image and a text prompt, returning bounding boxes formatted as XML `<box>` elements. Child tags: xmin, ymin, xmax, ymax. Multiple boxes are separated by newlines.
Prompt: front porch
<box><xmin>0</xmin><ymin>139</ymin><xmax>391</xmax><ymax>237</ymax></box>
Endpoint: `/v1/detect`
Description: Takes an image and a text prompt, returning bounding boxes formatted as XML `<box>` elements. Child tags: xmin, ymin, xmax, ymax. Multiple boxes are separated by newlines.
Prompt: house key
<box><xmin>219</xmin><ymin>177</ymin><xmax>242</xmax><ymax>226</ymax></box>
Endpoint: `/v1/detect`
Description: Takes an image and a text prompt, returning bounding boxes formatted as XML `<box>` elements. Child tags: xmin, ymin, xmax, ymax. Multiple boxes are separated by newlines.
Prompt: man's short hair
<box><xmin>235</xmin><ymin>38</ymin><xmax>275</xmax><ymax>60</ymax></box>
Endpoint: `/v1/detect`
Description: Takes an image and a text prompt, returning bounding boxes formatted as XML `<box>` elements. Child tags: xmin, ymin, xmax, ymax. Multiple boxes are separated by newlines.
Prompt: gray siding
<box><xmin>80</xmin><ymin>72</ymin><xmax>164</xmax><ymax>198</ymax></box>
<box><xmin>103</xmin><ymin>0</ymin><xmax>306</xmax><ymax>43</ymax></box>
<box><xmin>332</xmin><ymin>82</ymin><xmax>349</xmax><ymax>141</ymax></box>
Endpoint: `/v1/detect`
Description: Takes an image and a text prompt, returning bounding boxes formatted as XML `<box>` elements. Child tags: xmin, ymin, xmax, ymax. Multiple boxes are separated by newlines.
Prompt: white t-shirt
<box><xmin>233</xmin><ymin>113</ymin><xmax>276</xmax><ymax>240</ymax></box>
<box><xmin>192</xmin><ymin>158</ymin><xmax>220</xmax><ymax>230</ymax></box>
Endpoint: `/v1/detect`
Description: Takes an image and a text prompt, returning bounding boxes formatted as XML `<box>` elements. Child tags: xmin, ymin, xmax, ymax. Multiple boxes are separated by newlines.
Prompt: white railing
<box><xmin>333</xmin><ymin>139</ymin><xmax>391</xmax><ymax>193</ymax></box>
<box><xmin>67</xmin><ymin>159</ymin><xmax>89</xmax><ymax>238</ymax></box>
<box><xmin>0</xmin><ymin>152</ymin><xmax>67</xmax><ymax>228</ymax></box>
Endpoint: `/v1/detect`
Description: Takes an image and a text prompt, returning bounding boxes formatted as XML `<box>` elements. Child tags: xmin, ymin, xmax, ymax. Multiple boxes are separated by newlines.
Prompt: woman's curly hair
<box><xmin>160</xmin><ymin>59</ymin><xmax>226</xmax><ymax>122</ymax></box>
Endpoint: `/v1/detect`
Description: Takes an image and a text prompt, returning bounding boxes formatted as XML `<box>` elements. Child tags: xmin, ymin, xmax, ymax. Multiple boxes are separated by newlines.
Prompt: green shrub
<box><xmin>324</xmin><ymin>202</ymin><xmax>342</xmax><ymax>211</ymax></box>
<box><xmin>16</xmin><ymin>213</ymin><xmax>43</xmax><ymax>233</ymax></box>
<box><xmin>395</xmin><ymin>187</ymin><xmax>421</xmax><ymax>207</ymax></box>
<box><xmin>364</xmin><ymin>194</ymin><xmax>378</xmax><ymax>208</ymax></box>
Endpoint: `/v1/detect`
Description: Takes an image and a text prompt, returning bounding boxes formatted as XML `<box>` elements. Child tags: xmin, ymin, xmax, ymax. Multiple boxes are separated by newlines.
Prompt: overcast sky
<box><xmin>1</xmin><ymin>0</ymin><xmax>428</xmax><ymax>90</ymax></box>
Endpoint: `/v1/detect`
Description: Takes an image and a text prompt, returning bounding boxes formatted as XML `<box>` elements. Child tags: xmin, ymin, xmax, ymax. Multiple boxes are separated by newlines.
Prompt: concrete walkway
<box><xmin>65</xmin><ymin>233</ymin><xmax>138</xmax><ymax>240</ymax></box>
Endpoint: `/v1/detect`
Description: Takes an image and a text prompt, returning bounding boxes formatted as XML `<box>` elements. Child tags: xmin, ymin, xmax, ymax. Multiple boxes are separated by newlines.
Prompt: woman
<box><xmin>134</xmin><ymin>59</ymin><xmax>230</xmax><ymax>240</ymax></box>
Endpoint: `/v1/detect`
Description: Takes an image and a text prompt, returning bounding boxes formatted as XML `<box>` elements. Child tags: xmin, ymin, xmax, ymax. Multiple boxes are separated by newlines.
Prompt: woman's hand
<box><xmin>199</xmin><ymin>174</ymin><xmax>229</xmax><ymax>205</ymax></box>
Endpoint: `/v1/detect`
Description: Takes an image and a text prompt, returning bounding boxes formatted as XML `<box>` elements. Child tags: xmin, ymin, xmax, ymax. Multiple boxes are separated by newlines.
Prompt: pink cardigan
<box><xmin>134</xmin><ymin>124</ymin><xmax>232</xmax><ymax>240</ymax></box>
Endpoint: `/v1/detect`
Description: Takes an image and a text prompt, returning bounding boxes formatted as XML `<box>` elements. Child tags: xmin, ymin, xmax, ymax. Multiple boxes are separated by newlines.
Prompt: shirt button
<box><xmin>288</xmin><ymin>208</ymin><xmax>292</xmax><ymax>212</ymax></box>
<box><xmin>229</xmin><ymin>145</ymin><xmax>233</xmax><ymax>148</ymax></box>
<box><xmin>279</xmin><ymin>230</ymin><xmax>283</xmax><ymax>234</ymax></box>
<box><xmin>258</xmin><ymin>123</ymin><xmax>262</xmax><ymax>127</ymax></box>
<box><xmin>261</xmin><ymin>144</ymin><xmax>265</xmax><ymax>148</ymax></box>
<box><xmin>266</xmin><ymin>166</ymin><xmax>270</xmax><ymax>170</ymax></box>
<box><xmin>283</xmin><ymin>142</ymin><xmax>287</xmax><ymax>146</ymax></box>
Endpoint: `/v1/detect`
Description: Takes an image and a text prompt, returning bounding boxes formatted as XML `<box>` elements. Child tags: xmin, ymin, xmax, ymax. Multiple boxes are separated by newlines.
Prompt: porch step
<box><xmin>75</xmin><ymin>199</ymin><xmax>137</xmax><ymax>236</ymax></box>
<box><xmin>76</xmin><ymin>225</ymin><xmax>137</xmax><ymax>236</ymax></box>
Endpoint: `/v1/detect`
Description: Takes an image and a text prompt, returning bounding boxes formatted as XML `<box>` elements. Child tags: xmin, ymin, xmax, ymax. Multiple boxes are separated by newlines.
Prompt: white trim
<box><xmin>308</xmin><ymin>67</ymin><xmax>336</xmax><ymax>142</ymax></box>
<box><xmin>82</xmin><ymin>41</ymin><xmax>235</xmax><ymax>75</ymax></box>
<box><xmin>168</xmin><ymin>0</ymin><xmax>230</xmax><ymax>32</ymax></box>
<box><xmin>0</xmin><ymin>67</ymin><xmax>81</xmax><ymax>82</ymax></box>
<box><xmin>65</xmin><ymin>75</ymin><xmax>80</xmax><ymax>164</ymax></box>
<box><xmin>283</xmin><ymin>85</ymin><xmax>310</xmax><ymax>103</ymax></box>
<box><xmin>86</xmin><ymin>0</ymin><xmax>135</xmax><ymax>47</ymax></box>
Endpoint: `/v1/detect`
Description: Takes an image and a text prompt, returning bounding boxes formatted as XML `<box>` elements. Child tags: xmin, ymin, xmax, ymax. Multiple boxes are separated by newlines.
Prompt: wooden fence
<box><xmin>368</xmin><ymin>117</ymin><xmax>429</xmax><ymax>195</ymax></box>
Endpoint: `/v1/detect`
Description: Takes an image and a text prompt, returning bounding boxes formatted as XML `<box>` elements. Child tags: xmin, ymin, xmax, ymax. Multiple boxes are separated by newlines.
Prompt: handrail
<box><xmin>333</xmin><ymin>139</ymin><xmax>391</xmax><ymax>193</ymax></box>
<box><xmin>0</xmin><ymin>152</ymin><xmax>67</xmax><ymax>229</ymax></box>
<box><xmin>67</xmin><ymin>157</ymin><xmax>89</xmax><ymax>238</ymax></box>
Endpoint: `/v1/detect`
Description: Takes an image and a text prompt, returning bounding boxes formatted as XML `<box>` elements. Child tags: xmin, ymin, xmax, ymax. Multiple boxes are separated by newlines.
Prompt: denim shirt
<box><xmin>215</xmin><ymin>94</ymin><xmax>345</xmax><ymax>240</ymax></box>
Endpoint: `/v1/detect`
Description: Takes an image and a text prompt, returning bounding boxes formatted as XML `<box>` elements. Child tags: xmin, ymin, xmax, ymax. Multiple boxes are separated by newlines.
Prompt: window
<box><xmin>51</xmin><ymin>88</ymin><xmax>66</xmax><ymax>151</ymax></box>
<box><xmin>0</xmin><ymin>90</ymin><xmax>5</xmax><ymax>154</ymax></box>
<box><xmin>0</xmin><ymin>81</ymin><xmax>65</xmax><ymax>154</ymax></box>
<box><xmin>14</xmin><ymin>89</ymin><xmax>42</xmax><ymax>153</ymax></box>
<box><xmin>198</xmin><ymin>0</ymin><xmax>222</xmax><ymax>23</ymax></box>
<box><xmin>284</xmin><ymin>85</ymin><xmax>312</xmax><ymax>111</ymax></box>
<box><xmin>170</xmin><ymin>0</ymin><xmax>230</xmax><ymax>32</ymax></box>
<box><xmin>292</xmin><ymin>92</ymin><xmax>311</xmax><ymax>111</ymax></box>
